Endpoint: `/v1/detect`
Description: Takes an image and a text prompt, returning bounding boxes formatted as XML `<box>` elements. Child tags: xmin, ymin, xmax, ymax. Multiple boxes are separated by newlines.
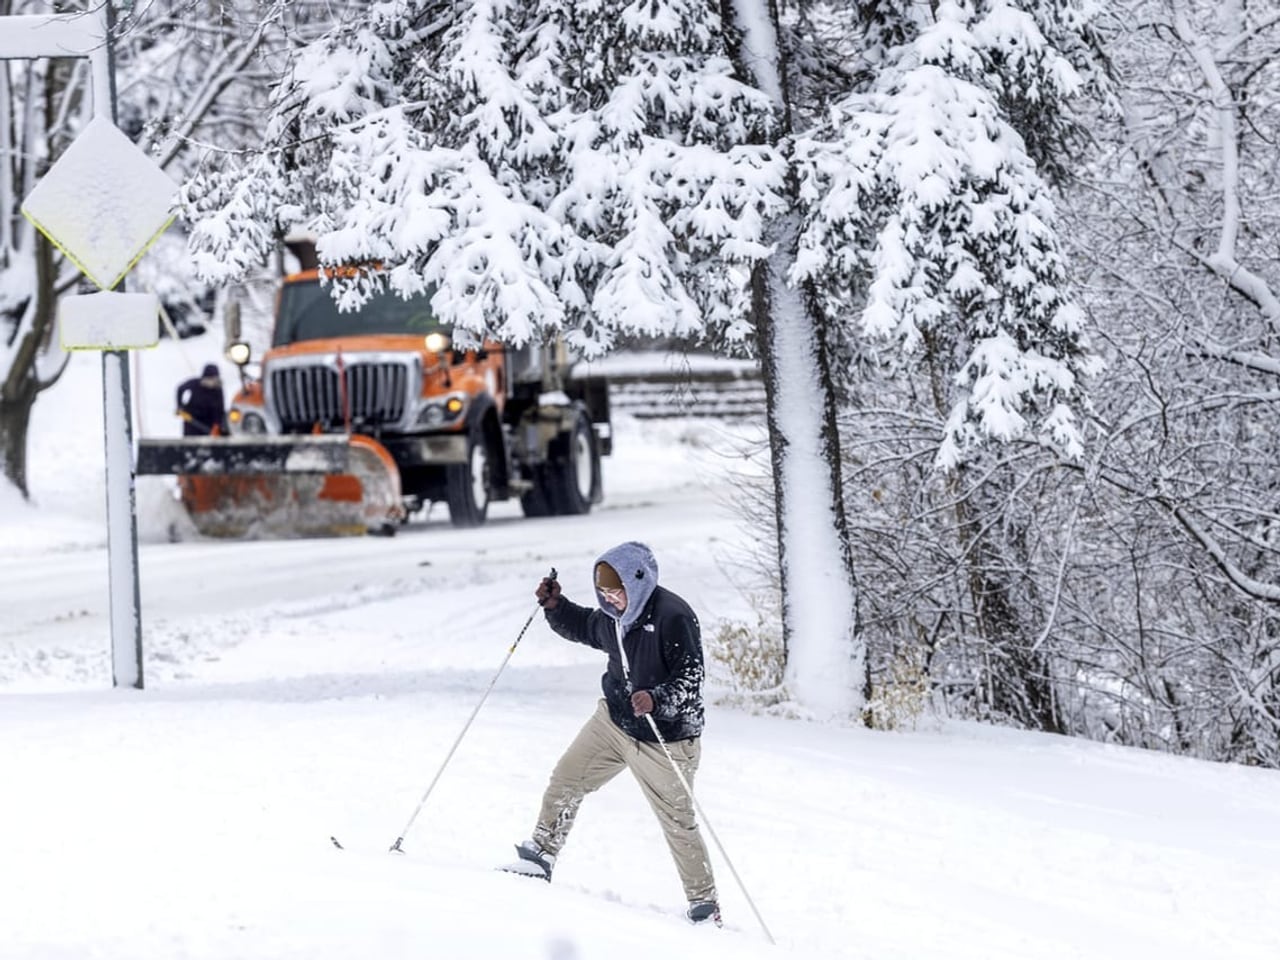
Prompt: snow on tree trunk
<box><xmin>755</xmin><ymin>221</ymin><xmax>864</xmax><ymax>721</ymax></box>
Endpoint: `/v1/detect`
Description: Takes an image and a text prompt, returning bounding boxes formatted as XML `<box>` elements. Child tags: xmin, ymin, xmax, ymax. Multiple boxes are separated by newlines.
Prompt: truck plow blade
<box><xmin>137</xmin><ymin>435</ymin><xmax>405</xmax><ymax>538</ymax></box>
<box><xmin>137</xmin><ymin>435</ymin><xmax>356</xmax><ymax>476</ymax></box>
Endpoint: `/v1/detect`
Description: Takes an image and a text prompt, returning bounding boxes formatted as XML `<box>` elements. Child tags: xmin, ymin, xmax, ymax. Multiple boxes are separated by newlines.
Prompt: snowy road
<box><xmin>0</xmin><ymin>416</ymin><xmax>757</xmax><ymax>690</ymax></box>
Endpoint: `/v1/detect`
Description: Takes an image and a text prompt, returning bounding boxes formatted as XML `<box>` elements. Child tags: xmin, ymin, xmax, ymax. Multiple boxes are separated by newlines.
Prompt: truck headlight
<box><xmin>226</xmin><ymin>341</ymin><xmax>252</xmax><ymax>366</ymax></box>
<box><xmin>416</xmin><ymin>393</ymin><xmax>467</xmax><ymax>426</ymax></box>
<box><xmin>234</xmin><ymin>410</ymin><xmax>267</xmax><ymax>434</ymax></box>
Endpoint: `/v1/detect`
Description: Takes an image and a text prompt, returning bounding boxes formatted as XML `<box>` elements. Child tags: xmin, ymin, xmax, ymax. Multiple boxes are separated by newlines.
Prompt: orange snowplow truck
<box><xmin>137</xmin><ymin>248</ymin><xmax>610</xmax><ymax>538</ymax></box>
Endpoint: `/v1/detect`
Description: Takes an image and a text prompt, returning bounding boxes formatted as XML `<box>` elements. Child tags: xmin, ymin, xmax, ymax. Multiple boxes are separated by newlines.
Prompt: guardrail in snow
<box><xmin>604</xmin><ymin>367</ymin><xmax>765</xmax><ymax>420</ymax></box>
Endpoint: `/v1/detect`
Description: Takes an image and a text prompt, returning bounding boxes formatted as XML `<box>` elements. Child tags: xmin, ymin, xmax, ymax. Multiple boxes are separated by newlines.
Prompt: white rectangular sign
<box><xmin>59</xmin><ymin>291</ymin><xmax>160</xmax><ymax>350</ymax></box>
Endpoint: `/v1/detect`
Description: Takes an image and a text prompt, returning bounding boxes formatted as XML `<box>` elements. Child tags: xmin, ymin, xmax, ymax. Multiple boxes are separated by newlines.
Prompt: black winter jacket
<box><xmin>545</xmin><ymin>586</ymin><xmax>705</xmax><ymax>743</ymax></box>
<box><xmin>176</xmin><ymin>377</ymin><xmax>227</xmax><ymax>436</ymax></box>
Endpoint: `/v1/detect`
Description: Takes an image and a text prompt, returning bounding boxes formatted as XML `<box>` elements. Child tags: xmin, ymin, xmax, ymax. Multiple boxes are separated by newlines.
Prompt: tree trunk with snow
<box><xmin>950</xmin><ymin>464</ymin><xmax>1064</xmax><ymax>734</ymax></box>
<box><xmin>1</xmin><ymin>44</ymin><xmax>43</xmax><ymax>500</ymax></box>
<box><xmin>730</xmin><ymin>1</ymin><xmax>865</xmax><ymax>720</ymax></box>
<box><xmin>0</xmin><ymin>366</ymin><xmax>39</xmax><ymax>497</ymax></box>
<box><xmin>1</xmin><ymin>187</ymin><xmax>61</xmax><ymax>499</ymax></box>
<box><xmin>751</xmin><ymin>212</ymin><xmax>865</xmax><ymax>720</ymax></box>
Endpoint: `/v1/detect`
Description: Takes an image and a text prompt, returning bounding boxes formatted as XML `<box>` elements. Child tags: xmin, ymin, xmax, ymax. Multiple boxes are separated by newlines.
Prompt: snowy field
<box><xmin>1</xmin><ymin>339</ymin><xmax>1278</xmax><ymax>959</ymax></box>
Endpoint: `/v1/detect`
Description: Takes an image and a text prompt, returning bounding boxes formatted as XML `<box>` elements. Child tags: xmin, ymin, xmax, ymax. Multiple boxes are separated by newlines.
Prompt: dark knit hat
<box><xmin>202</xmin><ymin>363</ymin><xmax>220</xmax><ymax>379</ymax></box>
<box><xmin>594</xmin><ymin>562</ymin><xmax>622</xmax><ymax>590</ymax></box>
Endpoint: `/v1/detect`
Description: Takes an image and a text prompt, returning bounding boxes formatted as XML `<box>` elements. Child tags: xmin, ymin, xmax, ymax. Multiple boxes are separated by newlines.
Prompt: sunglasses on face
<box><xmin>598</xmin><ymin>586</ymin><xmax>626</xmax><ymax>602</ymax></box>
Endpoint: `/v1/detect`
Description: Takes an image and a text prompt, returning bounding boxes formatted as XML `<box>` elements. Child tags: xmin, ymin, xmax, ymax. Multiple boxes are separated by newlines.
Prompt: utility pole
<box><xmin>98</xmin><ymin>0</ymin><xmax>145</xmax><ymax>690</ymax></box>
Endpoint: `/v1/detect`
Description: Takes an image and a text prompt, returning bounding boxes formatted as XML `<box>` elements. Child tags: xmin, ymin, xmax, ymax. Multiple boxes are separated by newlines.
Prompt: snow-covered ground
<box><xmin>2</xmin><ymin>339</ymin><xmax>1278</xmax><ymax>959</ymax></box>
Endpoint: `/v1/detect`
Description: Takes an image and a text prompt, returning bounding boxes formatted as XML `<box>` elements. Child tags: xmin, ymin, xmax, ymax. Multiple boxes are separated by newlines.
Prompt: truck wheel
<box><xmin>446</xmin><ymin>426</ymin><xmax>491</xmax><ymax>527</ymax></box>
<box><xmin>549</xmin><ymin>409</ymin><xmax>599</xmax><ymax>515</ymax></box>
<box><xmin>519</xmin><ymin>466</ymin><xmax>554</xmax><ymax>517</ymax></box>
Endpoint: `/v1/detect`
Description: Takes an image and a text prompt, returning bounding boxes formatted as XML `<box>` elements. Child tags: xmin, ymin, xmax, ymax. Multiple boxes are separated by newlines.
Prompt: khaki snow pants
<box><xmin>532</xmin><ymin>699</ymin><xmax>717</xmax><ymax>903</ymax></box>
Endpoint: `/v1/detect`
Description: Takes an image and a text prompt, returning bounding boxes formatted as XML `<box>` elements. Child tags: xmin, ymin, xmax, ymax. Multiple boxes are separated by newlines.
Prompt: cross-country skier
<box><xmin>505</xmin><ymin>541</ymin><xmax>720</xmax><ymax>926</ymax></box>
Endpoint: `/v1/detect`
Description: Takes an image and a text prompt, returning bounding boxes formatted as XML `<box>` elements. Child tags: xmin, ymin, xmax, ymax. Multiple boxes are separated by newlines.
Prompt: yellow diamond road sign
<box><xmin>21</xmin><ymin>115</ymin><xmax>177</xmax><ymax>291</ymax></box>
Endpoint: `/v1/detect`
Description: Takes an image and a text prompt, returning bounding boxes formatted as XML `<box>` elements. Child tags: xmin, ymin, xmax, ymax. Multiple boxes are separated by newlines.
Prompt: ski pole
<box><xmin>616</xmin><ymin>622</ymin><xmax>776</xmax><ymax>945</ymax></box>
<box><xmin>388</xmin><ymin>567</ymin><xmax>556</xmax><ymax>854</ymax></box>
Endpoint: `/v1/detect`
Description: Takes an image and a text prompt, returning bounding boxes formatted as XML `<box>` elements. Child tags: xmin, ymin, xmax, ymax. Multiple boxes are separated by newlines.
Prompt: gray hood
<box><xmin>594</xmin><ymin>541</ymin><xmax>659</xmax><ymax>631</ymax></box>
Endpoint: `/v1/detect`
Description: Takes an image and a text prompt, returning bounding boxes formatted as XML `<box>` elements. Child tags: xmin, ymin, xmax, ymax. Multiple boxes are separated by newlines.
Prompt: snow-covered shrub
<box><xmin>707</xmin><ymin>608</ymin><xmax>784</xmax><ymax>702</ymax></box>
<box><xmin>865</xmin><ymin>645</ymin><xmax>930</xmax><ymax>732</ymax></box>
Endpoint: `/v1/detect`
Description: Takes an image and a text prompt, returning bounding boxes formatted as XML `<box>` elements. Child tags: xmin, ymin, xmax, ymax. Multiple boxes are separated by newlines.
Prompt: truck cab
<box><xmin>223</xmin><ymin>267</ymin><xmax>610</xmax><ymax>528</ymax></box>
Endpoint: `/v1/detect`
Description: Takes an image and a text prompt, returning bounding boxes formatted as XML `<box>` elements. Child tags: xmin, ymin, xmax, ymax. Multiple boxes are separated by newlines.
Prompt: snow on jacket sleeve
<box><xmin>649</xmin><ymin>607</ymin><xmax>704</xmax><ymax>735</ymax></box>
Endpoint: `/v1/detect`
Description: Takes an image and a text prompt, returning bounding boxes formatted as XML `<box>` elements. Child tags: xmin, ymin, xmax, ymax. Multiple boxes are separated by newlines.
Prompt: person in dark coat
<box><xmin>175</xmin><ymin>364</ymin><xmax>228</xmax><ymax>436</ymax></box>
<box><xmin>506</xmin><ymin>541</ymin><xmax>720</xmax><ymax>926</ymax></box>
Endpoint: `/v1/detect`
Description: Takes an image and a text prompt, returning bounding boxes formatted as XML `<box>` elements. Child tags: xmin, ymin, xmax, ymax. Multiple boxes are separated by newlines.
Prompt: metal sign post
<box><xmin>5</xmin><ymin>8</ymin><xmax>176</xmax><ymax>690</ymax></box>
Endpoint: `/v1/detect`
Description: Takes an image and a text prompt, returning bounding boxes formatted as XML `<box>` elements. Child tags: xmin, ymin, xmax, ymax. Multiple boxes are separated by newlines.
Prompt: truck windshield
<box><xmin>273</xmin><ymin>280</ymin><xmax>446</xmax><ymax>346</ymax></box>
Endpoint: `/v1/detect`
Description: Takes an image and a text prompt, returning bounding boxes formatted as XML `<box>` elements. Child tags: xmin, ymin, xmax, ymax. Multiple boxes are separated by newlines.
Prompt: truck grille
<box><xmin>269</xmin><ymin>361</ymin><xmax>412</xmax><ymax>431</ymax></box>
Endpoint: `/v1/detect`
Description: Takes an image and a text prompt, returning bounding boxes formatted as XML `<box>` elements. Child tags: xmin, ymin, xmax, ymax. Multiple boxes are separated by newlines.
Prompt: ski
<box><xmin>497</xmin><ymin>860</ymin><xmax>550</xmax><ymax>880</ymax></box>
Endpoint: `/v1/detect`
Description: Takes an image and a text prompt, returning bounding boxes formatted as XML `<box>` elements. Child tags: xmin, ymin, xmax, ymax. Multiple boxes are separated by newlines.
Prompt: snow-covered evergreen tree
<box><xmin>793</xmin><ymin>0</ymin><xmax>1099</xmax><ymax>471</ymax></box>
<box><xmin>185</xmin><ymin>0</ymin><xmax>784</xmax><ymax>354</ymax></box>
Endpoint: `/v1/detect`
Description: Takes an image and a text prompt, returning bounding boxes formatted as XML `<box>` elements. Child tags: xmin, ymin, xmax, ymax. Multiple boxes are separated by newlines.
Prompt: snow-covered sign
<box><xmin>0</xmin><ymin>14</ymin><xmax>100</xmax><ymax>60</ymax></box>
<box><xmin>21</xmin><ymin>115</ymin><xmax>177</xmax><ymax>296</ymax></box>
<box><xmin>59</xmin><ymin>291</ymin><xmax>160</xmax><ymax>351</ymax></box>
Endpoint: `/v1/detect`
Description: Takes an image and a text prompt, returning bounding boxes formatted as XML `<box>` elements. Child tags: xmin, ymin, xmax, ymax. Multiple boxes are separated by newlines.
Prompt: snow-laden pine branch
<box><xmin>185</xmin><ymin>0</ymin><xmax>784</xmax><ymax>354</ymax></box>
<box><xmin>793</xmin><ymin>0</ymin><xmax>1099</xmax><ymax>471</ymax></box>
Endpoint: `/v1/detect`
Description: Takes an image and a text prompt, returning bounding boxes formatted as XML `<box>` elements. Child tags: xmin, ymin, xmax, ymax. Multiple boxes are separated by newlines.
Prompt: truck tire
<box><xmin>519</xmin><ymin>466</ymin><xmax>554</xmax><ymax>518</ymax></box>
<box><xmin>548</xmin><ymin>409</ymin><xmax>600</xmax><ymax>515</ymax></box>
<box><xmin>446</xmin><ymin>425</ymin><xmax>491</xmax><ymax>527</ymax></box>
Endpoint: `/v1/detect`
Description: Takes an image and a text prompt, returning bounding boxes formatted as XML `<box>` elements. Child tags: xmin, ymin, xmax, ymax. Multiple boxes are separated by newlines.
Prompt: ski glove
<box><xmin>631</xmin><ymin>690</ymin><xmax>654</xmax><ymax>716</ymax></box>
<box><xmin>535</xmin><ymin>576</ymin><xmax>562</xmax><ymax>610</ymax></box>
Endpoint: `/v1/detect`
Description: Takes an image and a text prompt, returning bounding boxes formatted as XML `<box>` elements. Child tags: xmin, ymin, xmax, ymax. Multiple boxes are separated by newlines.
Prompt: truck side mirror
<box><xmin>225</xmin><ymin>301</ymin><xmax>242</xmax><ymax>343</ymax></box>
